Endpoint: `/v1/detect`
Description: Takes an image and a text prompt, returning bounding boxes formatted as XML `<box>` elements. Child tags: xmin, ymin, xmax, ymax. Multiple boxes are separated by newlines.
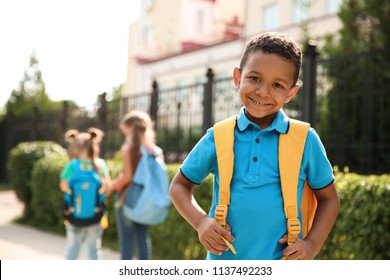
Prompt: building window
<box><xmin>292</xmin><ymin>0</ymin><xmax>309</xmax><ymax>24</ymax></box>
<box><xmin>326</xmin><ymin>0</ymin><xmax>343</xmax><ymax>14</ymax></box>
<box><xmin>263</xmin><ymin>3</ymin><xmax>279</xmax><ymax>31</ymax></box>
<box><xmin>196</xmin><ymin>10</ymin><xmax>205</xmax><ymax>32</ymax></box>
<box><xmin>145</xmin><ymin>0</ymin><xmax>154</xmax><ymax>10</ymax></box>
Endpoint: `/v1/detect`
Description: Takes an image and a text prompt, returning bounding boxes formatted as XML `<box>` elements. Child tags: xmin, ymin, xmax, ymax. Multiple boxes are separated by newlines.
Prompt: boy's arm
<box><xmin>281</xmin><ymin>182</ymin><xmax>340</xmax><ymax>259</ymax></box>
<box><xmin>170</xmin><ymin>171</ymin><xmax>234</xmax><ymax>256</ymax></box>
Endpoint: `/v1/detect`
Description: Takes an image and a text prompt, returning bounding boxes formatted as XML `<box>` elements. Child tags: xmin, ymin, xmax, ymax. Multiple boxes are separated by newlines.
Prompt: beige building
<box><xmin>124</xmin><ymin>0</ymin><xmax>343</xmax><ymax>95</ymax></box>
<box><xmin>245</xmin><ymin>0</ymin><xmax>343</xmax><ymax>40</ymax></box>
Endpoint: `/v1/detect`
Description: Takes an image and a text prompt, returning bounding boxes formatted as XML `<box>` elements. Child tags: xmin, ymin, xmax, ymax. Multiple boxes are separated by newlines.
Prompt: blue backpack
<box><xmin>63</xmin><ymin>160</ymin><xmax>106</xmax><ymax>226</ymax></box>
<box><xmin>122</xmin><ymin>145</ymin><xmax>171</xmax><ymax>225</ymax></box>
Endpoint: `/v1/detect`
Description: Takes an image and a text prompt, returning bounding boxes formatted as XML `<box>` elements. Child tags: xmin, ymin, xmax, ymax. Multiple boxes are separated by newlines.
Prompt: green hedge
<box><xmin>7</xmin><ymin>141</ymin><xmax>390</xmax><ymax>259</ymax></box>
<box><xmin>30</xmin><ymin>154</ymin><xmax>68</xmax><ymax>231</ymax></box>
<box><xmin>7</xmin><ymin>141</ymin><xmax>67</xmax><ymax>216</ymax></box>
<box><xmin>317</xmin><ymin>171</ymin><xmax>390</xmax><ymax>259</ymax></box>
<box><xmin>149</xmin><ymin>164</ymin><xmax>212</xmax><ymax>259</ymax></box>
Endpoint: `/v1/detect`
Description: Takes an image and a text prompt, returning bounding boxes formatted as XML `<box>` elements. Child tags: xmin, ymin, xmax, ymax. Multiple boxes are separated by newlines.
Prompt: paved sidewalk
<box><xmin>0</xmin><ymin>190</ymin><xmax>119</xmax><ymax>260</ymax></box>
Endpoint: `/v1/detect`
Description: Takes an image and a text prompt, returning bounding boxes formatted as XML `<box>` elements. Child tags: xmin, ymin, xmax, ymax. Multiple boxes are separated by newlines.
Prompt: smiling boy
<box><xmin>169</xmin><ymin>32</ymin><xmax>340</xmax><ymax>260</ymax></box>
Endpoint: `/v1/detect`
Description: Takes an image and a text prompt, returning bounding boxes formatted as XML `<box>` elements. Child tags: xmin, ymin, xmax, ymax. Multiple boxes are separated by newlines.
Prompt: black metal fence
<box><xmin>0</xmin><ymin>45</ymin><xmax>389</xmax><ymax>181</ymax></box>
<box><xmin>314</xmin><ymin>48</ymin><xmax>390</xmax><ymax>174</ymax></box>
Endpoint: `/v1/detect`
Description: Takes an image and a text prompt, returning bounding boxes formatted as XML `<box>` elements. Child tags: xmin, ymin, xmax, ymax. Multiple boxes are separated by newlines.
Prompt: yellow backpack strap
<box><xmin>279</xmin><ymin>119</ymin><xmax>310</xmax><ymax>245</ymax></box>
<box><xmin>213</xmin><ymin>115</ymin><xmax>237</xmax><ymax>226</ymax></box>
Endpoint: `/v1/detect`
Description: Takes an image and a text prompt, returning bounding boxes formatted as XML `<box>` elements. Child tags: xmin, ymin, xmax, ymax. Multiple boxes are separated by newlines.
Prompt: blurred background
<box><xmin>0</xmin><ymin>0</ymin><xmax>389</xmax><ymax>260</ymax></box>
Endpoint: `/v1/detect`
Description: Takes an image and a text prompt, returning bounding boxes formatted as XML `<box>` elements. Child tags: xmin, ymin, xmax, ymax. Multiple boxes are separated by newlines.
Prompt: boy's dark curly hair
<box><xmin>239</xmin><ymin>32</ymin><xmax>302</xmax><ymax>86</ymax></box>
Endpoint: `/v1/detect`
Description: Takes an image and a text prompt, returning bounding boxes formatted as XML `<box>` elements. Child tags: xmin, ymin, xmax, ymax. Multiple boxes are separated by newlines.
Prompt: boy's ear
<box><xmin>285</xmin><ymin>84</ymin><xmax>300</xmax><ymax>103</ymax></box>
<box><xmin>233</xmin><ymin>67</ymin><xmax>241</xmax><ymax>89</ymax></box>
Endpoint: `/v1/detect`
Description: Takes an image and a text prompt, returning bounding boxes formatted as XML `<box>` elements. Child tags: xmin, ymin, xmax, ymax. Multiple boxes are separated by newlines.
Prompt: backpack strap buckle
<box><xmin>215</xmin><ymin>204</ymin><xmax>228</xmax><ymax>226</ymax></box>
<box><xmin>287</xmin><ymin>218</ymin><xmax>301</xmax><ymax>244</ymax></box>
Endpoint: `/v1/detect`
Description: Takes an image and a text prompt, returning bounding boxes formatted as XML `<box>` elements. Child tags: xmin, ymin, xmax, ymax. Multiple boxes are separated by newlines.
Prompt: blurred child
<box><xmin>60</xmin><ymin>128</ymin><xmax>111</xmax><ymax>260</ymax></box>
<box><xmin>170</xmin><ymin>32</ymin><xmax>340</xmax><ymax>260</ymax></box>
<box><xmin>111</xmin><ymin>111</ymin><xmax>161</xmax><ymax>260</ymax></box>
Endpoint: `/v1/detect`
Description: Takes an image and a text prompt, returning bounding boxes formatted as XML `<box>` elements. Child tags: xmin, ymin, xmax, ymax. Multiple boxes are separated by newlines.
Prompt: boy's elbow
<box><xmin>169</xmin><ymin>171</ymin><xmax>190</xmax><ymax>200</ymax></box>
<box><xmin>329</xmin><ymin>185</ymin><xmax>341</xmax><ymax>216</ymax></box>
<box><xmin>169</xmin><ymin>179</ymin><xmax>179</xmax><ymax>200</ymax></box>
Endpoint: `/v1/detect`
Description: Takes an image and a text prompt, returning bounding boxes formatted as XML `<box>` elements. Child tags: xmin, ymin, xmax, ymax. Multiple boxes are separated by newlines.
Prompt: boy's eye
<box><xmin>249</xmin><ymin>76</ymin><xmax>260</xmax><ymax>82</ymax></box>
<box><xmin>274</xmin><ymin>83</ymin><xmax>285</xmax><ymax>89</ymax></box>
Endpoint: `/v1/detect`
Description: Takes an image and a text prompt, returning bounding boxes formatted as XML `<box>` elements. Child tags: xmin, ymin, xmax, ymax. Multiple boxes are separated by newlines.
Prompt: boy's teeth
<box><xmin>251</xmin><ymin>98</ymin><xmax>269</xmax><ymax>105</ymax></box>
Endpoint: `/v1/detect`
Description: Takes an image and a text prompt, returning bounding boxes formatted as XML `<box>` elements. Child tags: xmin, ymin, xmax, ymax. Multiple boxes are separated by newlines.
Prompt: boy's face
<box><xmin>233</xmin><ymin>51</ymin><xmax>299</xmax><ymax>127</ymax></box>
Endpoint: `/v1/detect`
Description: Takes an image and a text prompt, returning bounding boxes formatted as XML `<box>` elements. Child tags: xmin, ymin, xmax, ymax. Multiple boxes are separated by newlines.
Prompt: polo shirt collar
<box><xmin>236</xmin><ymin>107</ymin><xmax>289</xmax><ymax>134</ymax></box>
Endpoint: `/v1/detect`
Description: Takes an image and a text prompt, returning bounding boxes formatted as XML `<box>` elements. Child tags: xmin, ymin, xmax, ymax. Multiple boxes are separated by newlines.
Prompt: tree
<box><xmin>5</xmin><ymin>50</ymin><xmax>61</xmax><ymax>117</ymax></box>
<box><xmin>323</xmin><ymin>0</ymin><xmax>390</xmax><ymax>55</ymax></box>
<box><xmin>319</xmin><ymin>0</ymin><xmax>390</xmax><ymax>173</ymax></box>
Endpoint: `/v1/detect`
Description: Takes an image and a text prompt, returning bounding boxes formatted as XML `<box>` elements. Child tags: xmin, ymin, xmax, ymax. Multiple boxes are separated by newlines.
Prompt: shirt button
<box><xmin>253</xmin><ymin>157</ymin><xmax>258</xmax><ymax>162</ymax></box>
<box><xmin>255</xmin><ymin>138</ymin><xmax>260</xmax><ymax>143</ymax></box>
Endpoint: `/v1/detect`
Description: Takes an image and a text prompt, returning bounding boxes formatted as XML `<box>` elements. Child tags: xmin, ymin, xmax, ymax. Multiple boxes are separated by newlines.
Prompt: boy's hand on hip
<box><xmin>279</xmin><ymin>235</ymin><xmax>316</xmax><ymax>260</ymax></box>
<box><xmin>197</xmin><ymin>216</ymin><xmax>234</xmax><ymax>256</ymax></box>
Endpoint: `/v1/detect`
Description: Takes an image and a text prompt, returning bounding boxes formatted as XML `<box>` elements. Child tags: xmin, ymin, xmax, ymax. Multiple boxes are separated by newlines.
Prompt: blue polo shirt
<box><xmin>180</xmin><ymin>107</ymin><xmax>334</xmax><ymax>260</ymax></box>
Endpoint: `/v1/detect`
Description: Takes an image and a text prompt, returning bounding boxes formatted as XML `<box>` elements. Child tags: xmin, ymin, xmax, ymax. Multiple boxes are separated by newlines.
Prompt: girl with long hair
<box><xmin>112</xmin><ymin>111</ymin><xmax>161</xmax><ymax>260</ymax></box>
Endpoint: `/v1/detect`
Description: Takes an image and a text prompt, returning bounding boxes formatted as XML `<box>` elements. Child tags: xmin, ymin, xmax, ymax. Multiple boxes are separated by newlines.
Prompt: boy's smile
<box><xmin>233</xmin><ymin>51</ymin><xmax>299</xmax><ymax>129</ymax></box>
<box><xmin>248</xmin><ymin>96</ymin><xmax>275</xmax><ymax>108</ymax></box>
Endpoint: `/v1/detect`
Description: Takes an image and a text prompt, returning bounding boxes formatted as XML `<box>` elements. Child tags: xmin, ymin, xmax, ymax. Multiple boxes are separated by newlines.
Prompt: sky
<box><xmin>0</xmin><ymin>0</ymin><xmax>141</xmax><ymax>110</ymax></box>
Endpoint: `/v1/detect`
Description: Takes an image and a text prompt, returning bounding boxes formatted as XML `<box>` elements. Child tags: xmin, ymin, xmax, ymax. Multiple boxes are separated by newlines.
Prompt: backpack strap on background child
<box><xmin>213</xmin><ymin>115</ymin><xmax>237</xmax><ymax>227</ymax></box>
<box><xmin>279</xmin><ymin>119</ymin><xmax>310</xmax><ymax>245</ymax></box>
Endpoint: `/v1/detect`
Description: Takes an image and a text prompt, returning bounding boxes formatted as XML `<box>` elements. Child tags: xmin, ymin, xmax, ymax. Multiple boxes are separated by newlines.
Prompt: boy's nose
<box><xmin>255</xmin><ymin>84</ymin><xmax>270</xmax><ymax>97</ymax></box>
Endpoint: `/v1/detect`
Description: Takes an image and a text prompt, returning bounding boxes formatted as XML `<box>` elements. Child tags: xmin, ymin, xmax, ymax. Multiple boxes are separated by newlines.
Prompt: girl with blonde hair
<box><xmin>60</xmin><ymin>128</ymin><xmax>111</xmax><ymax>260</ymax></box>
